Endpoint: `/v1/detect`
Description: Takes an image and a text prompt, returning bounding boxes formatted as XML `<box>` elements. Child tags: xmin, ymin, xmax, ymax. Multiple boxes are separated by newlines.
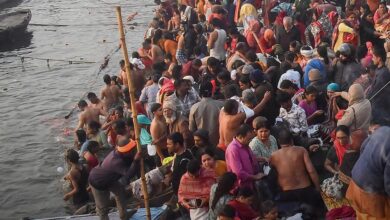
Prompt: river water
<box><xmin>0</xmin><ymin>0</ymin><xmax>154</xmax><ymax>218</ymax></box>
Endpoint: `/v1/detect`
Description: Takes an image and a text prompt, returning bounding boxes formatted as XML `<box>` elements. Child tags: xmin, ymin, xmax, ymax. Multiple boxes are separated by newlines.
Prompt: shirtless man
<box><xmin>150</xmin><ymin>103</ymin><xmax>168</xmax><ymax>163</ymax></box>
<box><xmin>76</xmin><ymin>100</ymin><xmax>106</xmax><ymax>131</ymax></box>
<box><xmin>100</xmin><ymin>74</ymin><xmax>122</xmax><ymax>111</ymax></box>
<box><xmin>117</xmin><ymin>60</ymin><xmax>128</xmax><ymax>88</ymax></box>
<box><xmin>87</xmin><ymin>92</ymin><xmax>106</xmax><ymax>112</ymax></box>
<box><xmin>270</xmin><ymin>129</ymin><xmax>323</xmax><ymax>208</ymax></box>
<box><xmin>142</xmin><ymin>39</ymin><xmax>164</xmax><ymax>65</ymax></box>
<box><xmin>218</xmin><ymin>91</ymin><xmax>271</xmax><ymax>151</ymax></box>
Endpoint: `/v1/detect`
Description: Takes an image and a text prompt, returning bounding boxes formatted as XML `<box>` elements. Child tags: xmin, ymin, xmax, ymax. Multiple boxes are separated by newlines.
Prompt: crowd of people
<box><xmin>62</xmin><ymin>0</ymin><xmax>390</xmax><ymax>219</ymax></box>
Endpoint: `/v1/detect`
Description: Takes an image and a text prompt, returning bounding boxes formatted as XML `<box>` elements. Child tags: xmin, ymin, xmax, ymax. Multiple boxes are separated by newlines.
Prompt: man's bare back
<box><xmin>89</xmin><ymin>100</ymin><xmax>105</xmax><ymax>112</ymax></box>
<box><xmin>77</xmin><ymin>106</ymin><xmax>104</xmax><ymax>130</ymax></box>
<box><xmin>270</xmin><ymin>146</ymin><xmax>320</xmax><ymax>191</ymax></box>
<box><xmin>151</xmin><ymin>117</ymin><xmax>167</xmax><ymax>160</ymax></box>
<box><xmin>151</xmin><ymin>45</ymin><xmax>164</xmax><ymax>64</ymax></box>
<box><xmin>119</xmin><ymin>70</ymin><xmax>128</xmax><ymax>88</ymax></box>
<box><xmin>218</xmin><ymin>111</ymin><xmax>245</xmax><ymax>149</ymax></box>
<box><xmin>101</xmin><ymin>85</ymin><xmax>121</xmax><ymax>110</ymax></box>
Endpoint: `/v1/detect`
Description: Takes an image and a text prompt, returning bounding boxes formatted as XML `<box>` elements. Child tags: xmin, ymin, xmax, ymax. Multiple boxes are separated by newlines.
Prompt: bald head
<box><xmin>283</xmin><ymin>16</ymin><xmax>293</xmax><ymax>32</ymax></box>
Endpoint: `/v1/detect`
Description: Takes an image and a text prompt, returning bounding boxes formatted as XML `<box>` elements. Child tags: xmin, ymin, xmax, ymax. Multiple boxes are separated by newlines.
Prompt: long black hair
<box><xmin>211</xmin><ymin>172</ymin><xmax>237</xmax><ymax>210</ymax></box>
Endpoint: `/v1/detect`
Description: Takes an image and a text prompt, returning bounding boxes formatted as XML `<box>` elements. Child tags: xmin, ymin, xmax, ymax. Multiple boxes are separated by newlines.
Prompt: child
<box><xmin>261</xmin><ymin>200</ymin><xmax>278</xmax><ymax>220</ymax></box>
<box><xmin>299</xmin><ymin>86</ymin><xmax>324</xmax><ymax>125</ymax></box>
<box><xmin>228</xmin><ymin>187</ymin><xmax>259</xmax><ymax>220</ymax></box>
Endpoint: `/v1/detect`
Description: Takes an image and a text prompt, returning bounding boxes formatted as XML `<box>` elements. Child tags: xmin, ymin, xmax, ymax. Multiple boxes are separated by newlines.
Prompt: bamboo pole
<box><xmin>115</xmin><ymin>6</ymin><xmax>151</xmax><ymax>220</ymax></box>
<box><xmin>234</xmin><ymin>0</ymin><xmax>241</xmax><ymax>24</ymax></box>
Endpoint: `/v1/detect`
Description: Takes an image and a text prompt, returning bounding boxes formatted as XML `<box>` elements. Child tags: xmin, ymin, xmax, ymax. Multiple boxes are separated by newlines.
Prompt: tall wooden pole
<box><xmin>115</xmin><ymin>6</ymin><xmax>151</xmax><ymax>220</ymax></box>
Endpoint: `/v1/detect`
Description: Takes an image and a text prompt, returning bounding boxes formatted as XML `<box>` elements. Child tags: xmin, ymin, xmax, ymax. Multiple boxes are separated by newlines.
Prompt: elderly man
<box><xmin>275</xmin><ymin>16</ymin><xmax>301</xmax><ymax>52</ymax></box>
<box><xmin>270</xmin><ymin>129</ymin><xmax>323</xmax><ymax>209</ymax></box>
<box><xmin>225</xmin><ymin>124</ymin><xmax>265</xmax><ymax>188</ymax></box>
<box><xmin>165</xmin><ymin>78</ymin><xmax>200</xmax><ymax>118</ymax></box>
<box><xmin>218</xmin><ymin>91</ymin><xmax>271</xmax><ymax>151</ymax></box>
<box><xmin>163</xmin><ymin>101</ymin><xmax>193</xmax><ymax>148</ymax></box>
<box><xmin>189</xmin><ymin>81</ymin><xmax>223</xmax><ymax>146</ymax></box>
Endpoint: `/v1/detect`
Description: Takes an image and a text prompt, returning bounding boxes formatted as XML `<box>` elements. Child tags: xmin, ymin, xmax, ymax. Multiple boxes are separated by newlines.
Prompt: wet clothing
<box><xmin>73</xmin><ymin>166</ymin><xmax>89</xmax><ymax>206</ymax></box>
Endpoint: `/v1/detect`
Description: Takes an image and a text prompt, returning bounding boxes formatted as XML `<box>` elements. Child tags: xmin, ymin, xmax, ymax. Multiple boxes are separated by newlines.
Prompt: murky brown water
<box><xmin>0</xmin><ymin>0</ymin><xmax>153</xmax><ymax>218</ymax></box>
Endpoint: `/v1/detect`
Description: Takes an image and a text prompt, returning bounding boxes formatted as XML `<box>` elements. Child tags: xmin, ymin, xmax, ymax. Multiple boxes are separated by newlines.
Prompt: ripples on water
<box><xmin>0</xmin><ymin>0</ymin><xmax>153</xmax><ymax>218</ymax></box>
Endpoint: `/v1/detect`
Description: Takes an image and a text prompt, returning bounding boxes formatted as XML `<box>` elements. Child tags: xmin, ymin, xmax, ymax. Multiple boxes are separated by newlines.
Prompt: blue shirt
<box><xmin>351</xmin><ymin>126</ymin><xmax>390</xmax><ymax>196</ymax></box>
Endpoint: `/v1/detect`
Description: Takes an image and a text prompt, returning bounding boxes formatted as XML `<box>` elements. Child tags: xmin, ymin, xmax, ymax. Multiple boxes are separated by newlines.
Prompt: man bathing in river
<box><xmin>87</xmin><ymin>92</ymin><xmax>106</xmax><ymax>112</ymax></box>
<box><xmin>100</xmin><ymin>74</ymin><xmax>122</xmax><ymax>111</ymax></box>
<box><xmin>76</xmin><ymin>100</ymin><xmax>106</xmax><ymax>131</ymax></box>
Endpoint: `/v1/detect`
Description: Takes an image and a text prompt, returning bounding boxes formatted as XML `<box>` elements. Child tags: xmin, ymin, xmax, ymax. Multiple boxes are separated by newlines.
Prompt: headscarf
<box><xmin>264</xmin><ymin>29</ymin><xmax>274</xmax><ymax>42</ymax></box>
<box><xmin>348</xmin><ymin>84</ymin><xmax>365</xmax><ymax>106</ymax></box>
<box><xmin>334</xmin><ymin>138</ymin><xmax>350</xmax><ymax>166</ymax></box>
<box><xmin>300</xmin><ymin>46</ymin><xmax>314</xmax><ymax>58</ymax></box>
<box><xmin>327</xmin><ymin>83</ymin><xmax>340</xmax><ymax>92</ymax></box>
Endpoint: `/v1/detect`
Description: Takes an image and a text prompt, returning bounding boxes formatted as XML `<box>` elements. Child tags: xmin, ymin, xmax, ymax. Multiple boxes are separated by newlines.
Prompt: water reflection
<box><xmin>0</xmin><ymin>0</ymin><xmax>24</xmax><ymax>9</ymax></box>
<box><xmin>0</xmin><ymin>30</ymin><xmax>33</xmax><ymax>51</ymax></box>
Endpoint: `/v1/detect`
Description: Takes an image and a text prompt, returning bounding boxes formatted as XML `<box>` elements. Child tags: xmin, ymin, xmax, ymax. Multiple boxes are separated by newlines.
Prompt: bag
<box><xmin>321</xmin><ymin>174</ymin><xmax>343</xmax><ymax>200</ymax></box>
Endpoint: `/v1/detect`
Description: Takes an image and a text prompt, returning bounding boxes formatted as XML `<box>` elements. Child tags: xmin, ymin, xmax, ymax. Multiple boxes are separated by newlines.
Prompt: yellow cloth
<box><xmin>214</xmin><ymin>160</ymin><xmax>227</xmax><ymax>177</ymax></box>
<box><xmin>163</xmin><ymin>156</ymin><xmax>174</xmax><ymax>165</ymax></box>
<box><xmin>239</xmin><ymin>3</ymin><xmax>257</xmax><ymax>23</ymax></box>
<box><xmin>334</xmin><ymin>23</ymin><xmax>354</xmax><ymax>52</ymax></box>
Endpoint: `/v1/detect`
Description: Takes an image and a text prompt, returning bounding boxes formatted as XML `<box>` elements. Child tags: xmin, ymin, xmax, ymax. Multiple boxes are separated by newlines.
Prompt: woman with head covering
<box><xmin>259</xmin><ymin>29</ymin><xmax>276</xmax><ymax>54</ymax></box>
<box><xmin>332</xmin><ymin>11</ymin><xmax>359</xmax><ymax>51</ymax></box>
<box><xmin>244</xmin><ymin>19</ymin><xmax>264</xmax><ymax>53</ymax></box>
<box><xmin>336</xmin><ymin>84</ymin><xmax>372</xmax><ymax>131</ymax></box>
<box><xmin>304</xmin><ymin>8</ymin><xmax>334</xmax><ymax>48</ymax></box>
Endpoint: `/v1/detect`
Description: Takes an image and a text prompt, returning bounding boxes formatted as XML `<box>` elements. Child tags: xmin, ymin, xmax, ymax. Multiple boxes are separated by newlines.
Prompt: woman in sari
<box><xmin>324</xmin><ymin>125</ymin><xmax>351</xmax><ymax>176</ymax></box>
<box><xmin>305</xmin><ymin>8</ymin><xmax>334</xmax><ymax>48</ymax></box>
<box><xmin>332</xmin><ymin>11</ymin><xmax>359</xmax><ymax>52</ymax></box>
<box><xmin>373</xmin><ymin>1</ymin><xmax>390</xmax><ymax>25</ymax></box>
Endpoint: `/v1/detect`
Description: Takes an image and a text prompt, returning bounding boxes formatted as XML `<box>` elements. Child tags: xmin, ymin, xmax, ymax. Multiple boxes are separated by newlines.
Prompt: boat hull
<box><xmin>0</xmin><ymin>9</ymin><xmax>32</xmax><ymax>43</ymax></box>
